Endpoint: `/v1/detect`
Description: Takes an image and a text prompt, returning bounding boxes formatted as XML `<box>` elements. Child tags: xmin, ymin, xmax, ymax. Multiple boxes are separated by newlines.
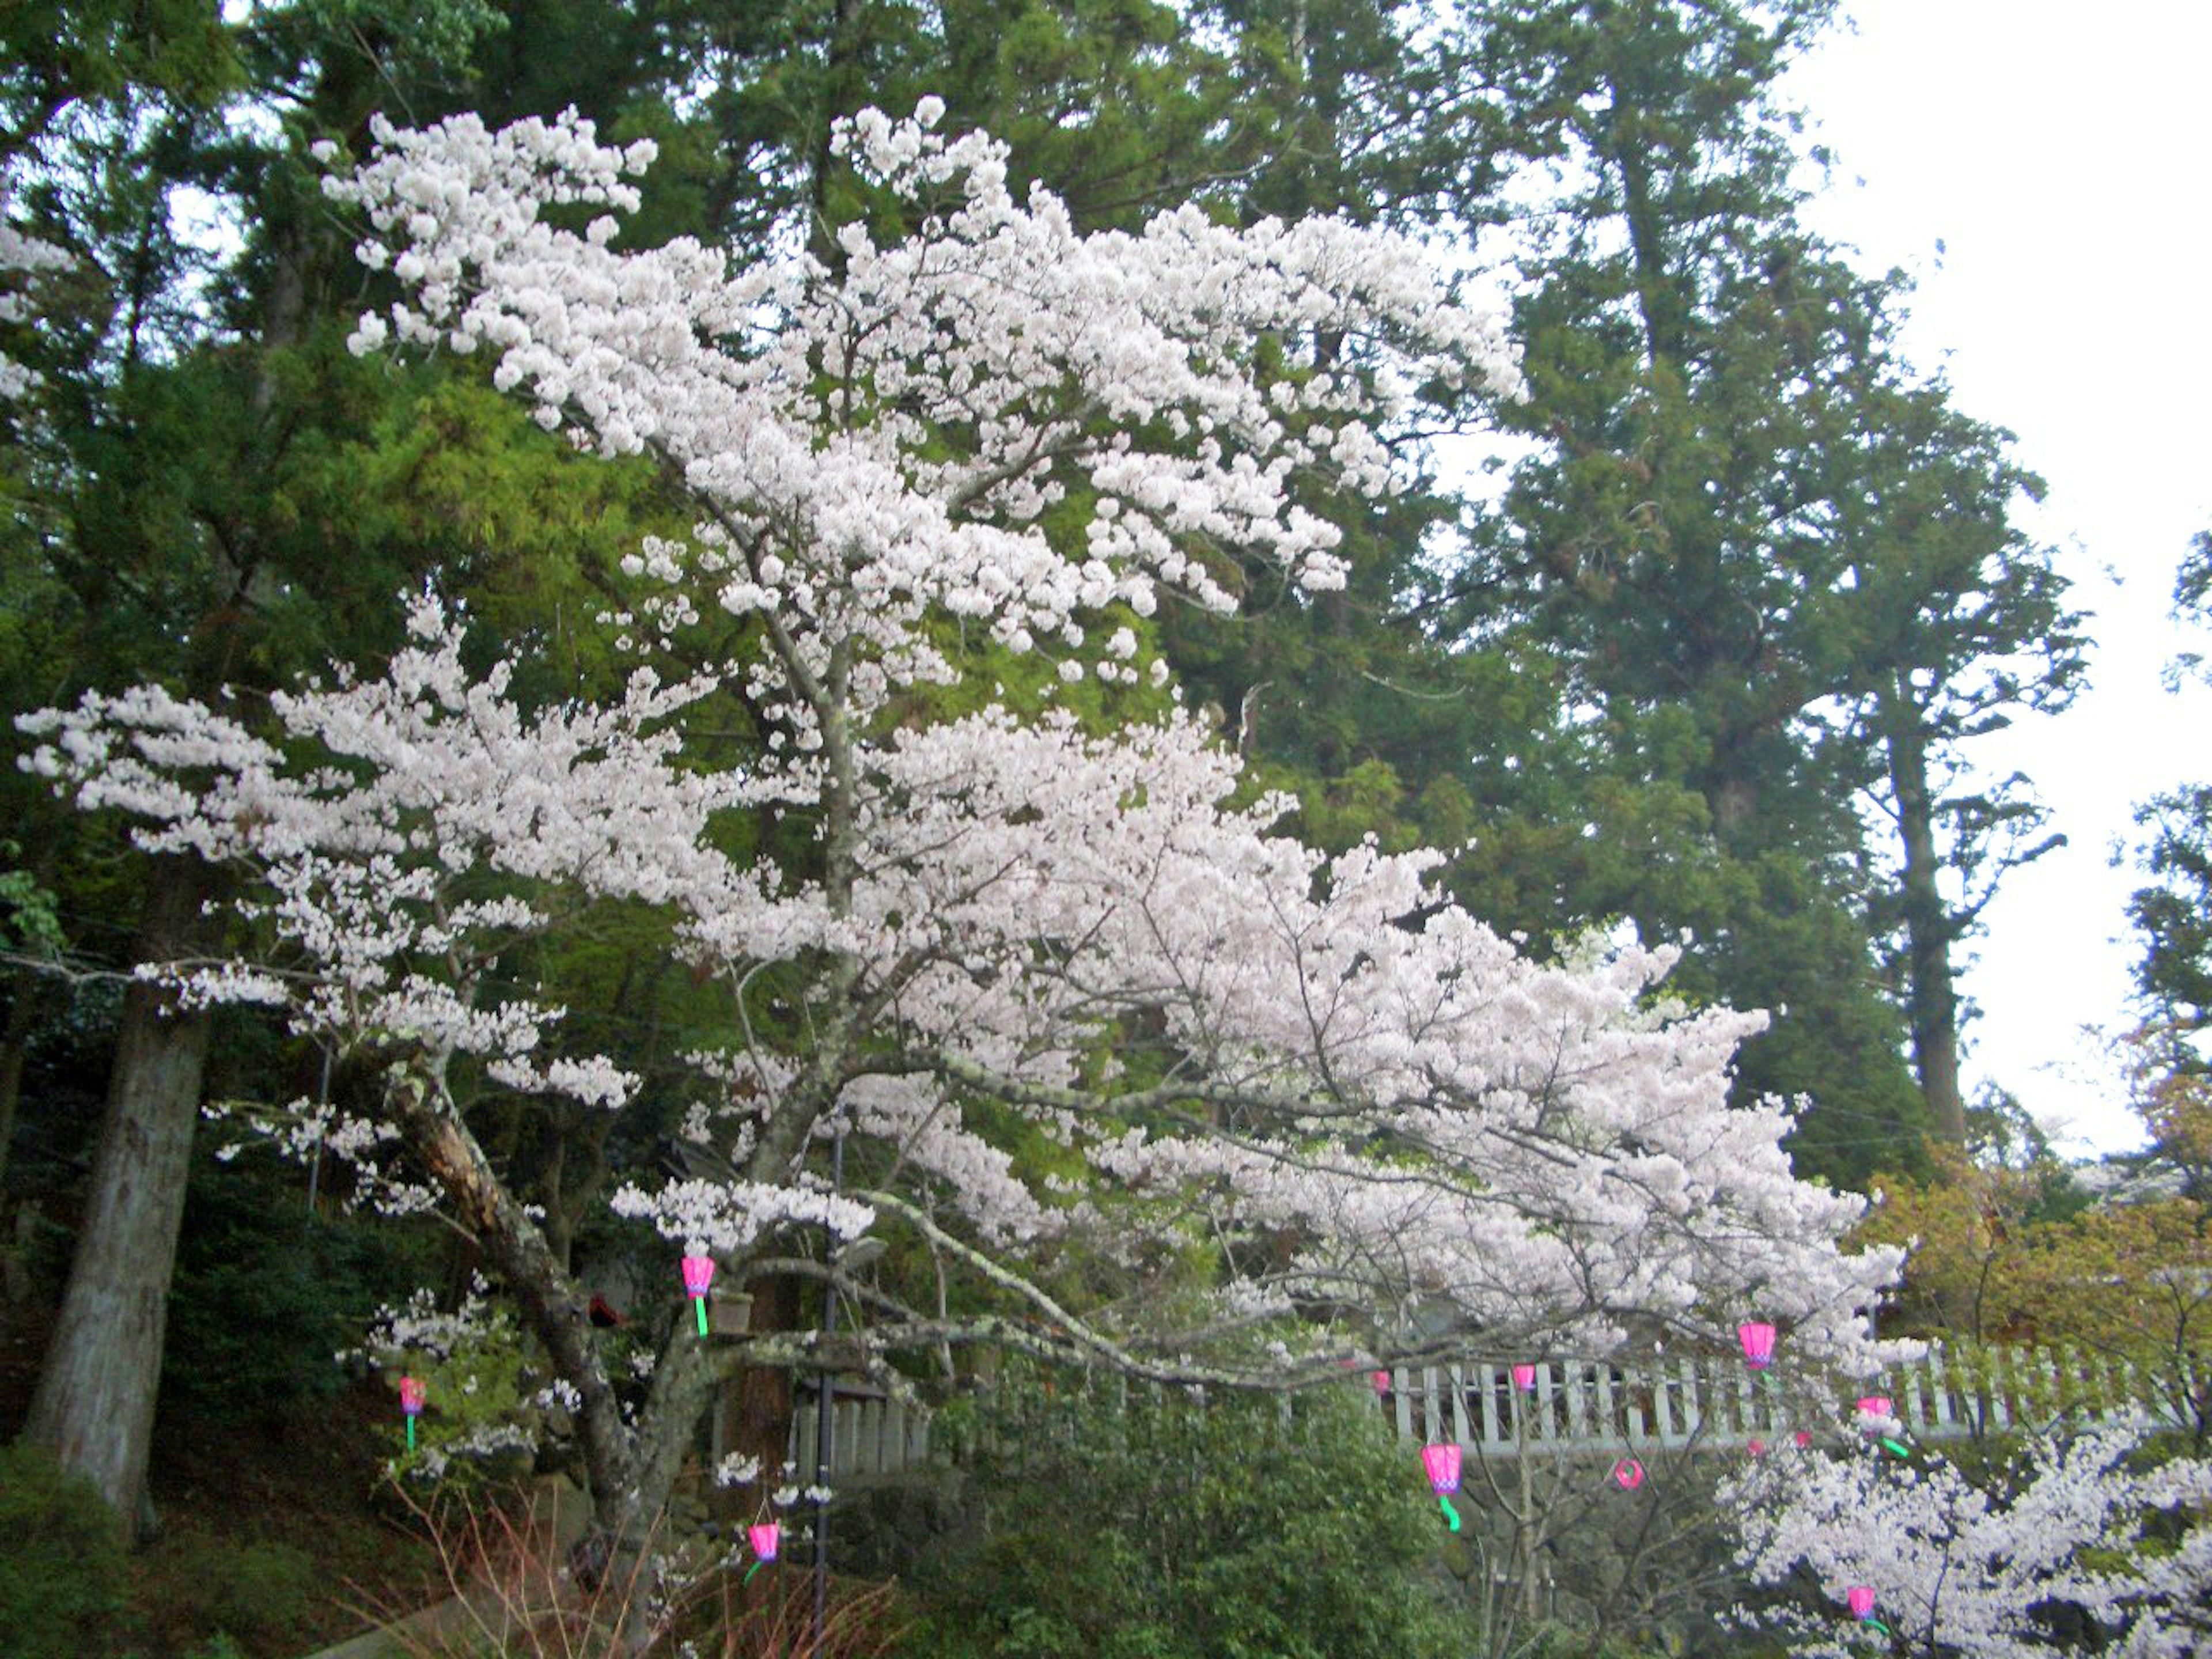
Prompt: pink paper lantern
<box><xmin>1846</xmin><ymin>1585</ymin><xmax>1876</xmax><ymax>1621</ymax></box>
<box><xmin>398</xmin><ymin>1375</ymin><xmax>426</xmax><ymax>1415</ymax></box>
<box><xmin>681</xmin><ymin>1253</ymin><xmax>717</xmax><ymax>1336</ymax></box>
<box><xmin>1510</xmin><ymin>1363</ymin><xmax>1537</xmax><ymax>1391</ymax></box>
<box><xmin>1370</xmin><ymin>1369</ymin><xmax>1392</xmax><ymax>1396</ymax></box>
<box><xmin>1612</xmin><ymin>1456</ymin><xmax>1645</xmax><ymax>1490</ymax></box>
<box><xmin>1794</xmin><ymin>1430</ymin><xmax>1812</xmax><ymax>1449</ymax></box>
<box><xmin>1747</xmin><ymin>1438</ymin><xmax>1767</xmax><ymax>1457</ymax></box>
<box><xmin>1419</xmin><ymin>1443</ymin><xmax>1462</xmax><ymax>1495</ymax></box>
<box><xmin>1855</xmin><ymin>1395</ymin><xmax>1893</xmax><ymax>1419</ymax></box>
<box><xmin>1737</xmin><ymin>1321</ymin><xmax>1777</xmax><ymax>1369</ymax></box>
<box><xmin>748</xmin><ymin>1522</ymin><xmax>780</xmax><ymax>1563</ymax></box>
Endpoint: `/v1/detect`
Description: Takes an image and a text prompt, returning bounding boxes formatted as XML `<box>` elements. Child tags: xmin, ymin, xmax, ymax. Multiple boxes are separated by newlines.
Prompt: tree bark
<box><xmin>21</xmin><ymin>856</ymin><xmax>215</xmax><ymax>1535</ymax></box>
<box><xmin>1883</xmin><ymin>679</ymin><xmax>1967</xmax><ymax>1144</ymax></box>
<box><xmin>713</xmin><ymin>1274</ymin><xmax>802</xmax><ymax>1526</ymax></box>
<box><xmin>0</xmin><ymin>967</ymin><xmax>44</xmax><ymax>1192</ymax></box>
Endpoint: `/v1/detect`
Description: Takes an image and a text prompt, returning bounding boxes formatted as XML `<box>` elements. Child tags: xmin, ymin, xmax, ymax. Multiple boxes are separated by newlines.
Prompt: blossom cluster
<box><xmin>21</xmin><ymin>596</ymin><xmax>1903</xmax><ymax>1365</ymax></box>
<box><xmin>21</xmin><ymin>591</ymin><xmax>725</xmax><ymax>1129</ymax></box>
<box><xmin>0</xmin><ymin>174</ymin><xmax>70</xmax><ymax>402</ymax></box>
<box><xmin>321</xmin><ymin>101</ymin><xmax>1523</xmax><ymax>752</ymax></box>
<box><xmin>18</xmin><ymin>100</ymin><xmax>1908</xmax><ymax>1514</ymax></box>
<box><xmin>1722</xmin><ymin>1428</ymin><xmax>2212</xmax><ymax>1657</ymax></box>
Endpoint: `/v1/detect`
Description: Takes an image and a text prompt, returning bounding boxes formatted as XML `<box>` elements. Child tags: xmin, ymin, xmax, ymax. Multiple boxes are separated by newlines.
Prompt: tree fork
<box><xmin>382</xmin><ymin>1061</ymin><xmax>637</xmax><ymax>1531</ymax></box>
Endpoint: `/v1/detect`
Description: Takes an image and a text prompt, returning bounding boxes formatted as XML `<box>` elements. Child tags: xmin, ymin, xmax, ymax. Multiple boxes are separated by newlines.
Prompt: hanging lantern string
<box><xmin>1737</xmin><ymin>1320</ymin><xmax>1797</xmax><ymax>1448</ymax></box>
<box><xmin>1737</xmin><ymin>1321</ymin><xmax>1782</xmax><ymax>1403</ymax></box>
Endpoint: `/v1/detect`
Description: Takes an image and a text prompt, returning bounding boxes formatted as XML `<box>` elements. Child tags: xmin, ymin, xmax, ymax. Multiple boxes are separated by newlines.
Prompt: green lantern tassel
<box><xmin>406</xmin><ymin>1417</ymin><xmax>415</xmax><ymax>1452</ymax></box>
<box><xmin>1880</xmin><ymin>1437</ymin><xmax>1910</xmax><ymax>1459</ymax></box>
<box><xmin>1865</xmin><ymin>1618</ymin><xmax>1891</xmax><ymax>1637</ymax></box>
<box><xmin>695</xmin><ymin>1296</ymin><xmax>709</xmax><ymax>1338</ymax></box>
<box><xmin>743</xmin><ymin>1559</ymin><xmax>764</xmax><ymax>1586</ymax></box>
<box><xmin>1437</xmin><ymin>1494</ymin><xmax>1461</xmax><ymax>1532</ymax></box>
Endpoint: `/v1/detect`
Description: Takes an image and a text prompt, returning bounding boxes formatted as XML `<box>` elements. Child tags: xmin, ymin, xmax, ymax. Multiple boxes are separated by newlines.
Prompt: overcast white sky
<box><xmin>1780</xmin><ymin>1</ymin><xmax>2212</xmax><ymax>1155</ymax></box>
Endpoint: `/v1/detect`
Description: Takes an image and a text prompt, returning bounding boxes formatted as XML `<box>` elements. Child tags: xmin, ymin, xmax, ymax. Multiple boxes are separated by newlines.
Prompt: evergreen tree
<box><xmin>2131</xmin><ymin>531</ymin><xmax>2212</xmax><ymax>1039</ymax></box>
<box><xmin>1835</xmin><ymin>373</ymin><xmax>2084</xmax><ymax>1143</ymax></box>
<box><xmin>1</xmin><ymin>0</ymin><xmax>604</xmax><ymax>1529</ymax></box>
<box><xmin>1422</xmin><ymin>0</ymin><xmax>2078</xmax><ymax>1177</ymax></box>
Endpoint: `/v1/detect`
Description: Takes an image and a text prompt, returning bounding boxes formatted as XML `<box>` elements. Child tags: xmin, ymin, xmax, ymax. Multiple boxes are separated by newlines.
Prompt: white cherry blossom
<box><xmin>19</xmin><ymin>102</ymin><xmax>1900</xmax><ymax>1568</ymax></box>
<box><xmin>1724</xmin><ymin>1429</ymin><xmax>2212</xmax><ymax>1657</ymax></box>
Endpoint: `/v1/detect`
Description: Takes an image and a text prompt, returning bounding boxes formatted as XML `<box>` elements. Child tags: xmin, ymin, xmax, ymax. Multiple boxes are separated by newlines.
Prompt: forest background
<box><xmin>4</xmin><ymin>1</ymin><xmax>2211</xmax><ymax>1656</ymax></box>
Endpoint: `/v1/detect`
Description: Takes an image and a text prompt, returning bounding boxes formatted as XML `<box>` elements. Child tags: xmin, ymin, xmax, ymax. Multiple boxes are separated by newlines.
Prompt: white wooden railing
<box><xmin>791</xmin><ymin>1378</ymin><xmax>935</xmax><ymax>1480</ymax></box>
<box><xmin>1375</xmin><ymin>1347</ymin><xmax>2190</xmax><ymax>1456</ymax></box>
<box><xmin>790</xmin><ymin>1346</ymin><xmax>2194</xmax><ymax>1478</ymax></box>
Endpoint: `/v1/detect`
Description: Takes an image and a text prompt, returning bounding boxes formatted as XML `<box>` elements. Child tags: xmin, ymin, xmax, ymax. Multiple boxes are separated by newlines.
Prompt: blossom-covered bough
<box><xmin>21</xmin><ymin>102</ymin><xmax>1906</xmax><ymax>1584</ymax></box>
<box><xmin>1724</xmin><ymin>1429</ymin><xmax>2212</xmax><ymax>1657</ymax></box>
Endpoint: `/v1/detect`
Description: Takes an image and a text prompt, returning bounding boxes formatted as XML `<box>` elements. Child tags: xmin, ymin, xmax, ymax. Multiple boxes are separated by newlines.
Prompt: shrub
<box><xmin>136</xmin><ymin>1529</ymin><xmax>322</xmax><ymax>1656</ymax></box>
<box><xmin>161</xmin><ymin>1146</ymin><xmax>431</xmax><ymax>1421</ymax></box>
<box><xmin>0</xmin><ymin>1442</ymin><xmax>131</xmax><ymax>1658</ymax></box>
<box><xmin>195</xmin><ymin>1539</ymin><xmax>321</xmax><ymax>1652</ymax></box>
<box><xmin>896</xmin><ymin>1369</ymin><xmax>1462</xmax><ymax>1659</ymax></box>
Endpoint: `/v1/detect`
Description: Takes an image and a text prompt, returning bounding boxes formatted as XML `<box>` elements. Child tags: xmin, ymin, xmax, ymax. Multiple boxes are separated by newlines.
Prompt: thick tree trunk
<box><xmin>21</xmin><ymin>857</ymin><xmax>214</xmax><ymax>1535</ymax></box>
<box><xmin>1883</xmin><ymin>684</ymin><xmax>1967</xmax><ymax>1145</ymax></box>
<box><xmin>713</xmin><ymin>1274</ymin><xmax>801</xmax><ymax>1525</ymax></box>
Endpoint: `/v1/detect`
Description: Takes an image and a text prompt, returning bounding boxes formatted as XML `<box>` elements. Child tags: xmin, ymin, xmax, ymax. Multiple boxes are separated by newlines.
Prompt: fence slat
<box><xmin>772</xmin><ymin>1343</ymin><xmax>2161</xmax><ymax>1479</ymax></box>
<box><xmin>1903</xmin><ymin>1359</ymin><xmax>1928</xmax><ymax>1432</ymax></box>
<box><xmin>1565</xmin><ymin>1364</ymin><xmax>1589</xmax><ymax>1445</ymax></box>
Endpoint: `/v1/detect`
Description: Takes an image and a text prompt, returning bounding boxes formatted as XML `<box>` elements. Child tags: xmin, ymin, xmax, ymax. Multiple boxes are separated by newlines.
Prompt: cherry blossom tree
<box><xmin>19</xmin><ymin>101</ymin><xmax>1906</xmax><ymax>1587</ymax></box>
<box><xmin>1724</xmin><ymin>1427</ymin><xmax>2212</xmax><ymax>1657</ymax></box>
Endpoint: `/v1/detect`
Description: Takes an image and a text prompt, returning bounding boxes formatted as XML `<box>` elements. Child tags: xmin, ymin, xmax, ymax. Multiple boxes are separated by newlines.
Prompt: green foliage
<box><xmin>0</xmin><ymin>839</ymin><xmax>63</xmax><ymax>957</ymax></box>
<box><xmin>160</xmin><ymin>1142</ymin><xmax>431</xmax><ymax>1421</ymax></box>
<box><xmin>140</xmin><ymin>1530</ymin><xmax>321</xmax><ymax>1657</ymax></box>
<box><xmin>1</xmin><ymin>0</ymin><xmax>239</xmax><ymax>147</ymax></box>
<box><xmin>2133</xmin><ymin>809</ymin><xmax>2212</xmax><ymax>1029</ymax></box>
<box><xmin>387</xmin><ymin>1297</ymin><xmax>539</xmax><ymax>1488</ymax></box>
<box><xmin>0</xmin><ymin>1442</ymin><xmax>130</xmax><ymax>1658</ymax></box>
<box><xmin>1403</xmin><ymin>0</ymin><xmax>2082</xmax><ymax>1176</ymax></box>
<box><xmin>899</xmin><ymin>1373</ymin><xmax>1461</xmax><ymax>1659</ymax></box>
<box><xmin>1521</xmin><ymin>1631</ymin><xmax>1684</xmax><ymax>1659</ymax></box>
<box><xmin>938</xmin><ymin>0</ymin><xmax>1249</xmax><ymax>233</ymax></box>
<box><xmin>2131</xmin><ymin>607</ymin><xmax>2212</xmax><ymax>1031</ymax></box>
